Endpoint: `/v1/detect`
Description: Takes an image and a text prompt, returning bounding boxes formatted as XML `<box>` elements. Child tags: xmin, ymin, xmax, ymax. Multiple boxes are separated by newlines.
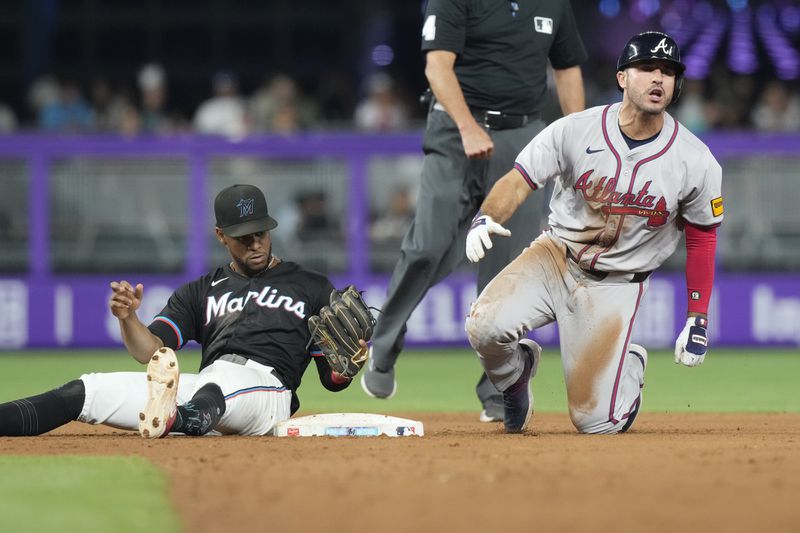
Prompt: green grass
<box><xmin>1</xmin><ymin>348</ymin><xmax>798</xmax><ymax>413</ymax></box>
<box><xmin>0</xmin><ymin>347</ymin><xmax>796</xmax><ymax>533</ymax></box>
<box><xmin>297</xmin><ymin>348</ymin><xmax>800</xmax><ymax>413</ymax></box>
<box><xmin>0</xmin><ymin>456</ymin><xmax>180</xmax><ymax>533</ymax></box>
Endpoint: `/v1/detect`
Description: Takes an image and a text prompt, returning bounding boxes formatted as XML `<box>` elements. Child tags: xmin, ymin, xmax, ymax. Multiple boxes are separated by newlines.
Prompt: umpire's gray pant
<box><xmin>370</xmin><ymin>107</ymin><xmax>549</xmax><ymax>407</ymax></box>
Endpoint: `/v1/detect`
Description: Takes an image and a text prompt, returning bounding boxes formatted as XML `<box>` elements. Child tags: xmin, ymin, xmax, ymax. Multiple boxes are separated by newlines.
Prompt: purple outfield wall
<box><xmin>0</xmin><ymin>273</ymin><xmax>800</xmax><ymax>349</ymax></box>
<box><xmin>1</xmin><ymin>133</ymin><xmax>799</xmax><ymax>349</ymax></box>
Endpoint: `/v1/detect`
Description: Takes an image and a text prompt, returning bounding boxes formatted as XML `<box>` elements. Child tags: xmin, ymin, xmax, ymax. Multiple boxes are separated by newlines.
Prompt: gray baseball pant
<box><xmin>370</xmin><ymin>106</ymin><xmax>549</xmax><ymax>408</ymax></box>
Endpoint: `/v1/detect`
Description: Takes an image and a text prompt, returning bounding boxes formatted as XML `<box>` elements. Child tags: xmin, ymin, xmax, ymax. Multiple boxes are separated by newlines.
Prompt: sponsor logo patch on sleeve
<box><xmin>534</xmin><ymin>16</ymin><xmax>553</xmax><ymax>34</ymax></box>
<box><xmin>711</xmin><ymin>196</ymin><xmax>724</xmax><ymax>217</ymax></box>
<box><xmin>422</xmin><ymin>15</ymin><xmax>436</xmax><ymax>41</ymax></box>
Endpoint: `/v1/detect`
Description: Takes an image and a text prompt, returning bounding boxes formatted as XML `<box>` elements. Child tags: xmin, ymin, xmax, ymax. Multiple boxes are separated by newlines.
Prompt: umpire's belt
<box><xmin>566</xmin><ymin>249</ymin><xmax>651</xmax><ymax>283</ymax></box>
<box><xmin>433</xmin><ymin>102</ymin><xmax>541</xmax><ymax>130</ymax></box>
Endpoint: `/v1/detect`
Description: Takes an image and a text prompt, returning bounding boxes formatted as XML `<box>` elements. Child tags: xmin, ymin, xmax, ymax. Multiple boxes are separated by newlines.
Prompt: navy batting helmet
<box><xmin>616</xmin><ymin>31</ymin><xmax>686</xmax><ymax>103</ymax></box>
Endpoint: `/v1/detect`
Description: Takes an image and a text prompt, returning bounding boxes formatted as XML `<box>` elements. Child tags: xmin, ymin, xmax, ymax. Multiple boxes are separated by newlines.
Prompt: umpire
<box><xmin>361</xmin><ymin>0</ymin><xmax>587</xmax><ymax>421</ymax></box>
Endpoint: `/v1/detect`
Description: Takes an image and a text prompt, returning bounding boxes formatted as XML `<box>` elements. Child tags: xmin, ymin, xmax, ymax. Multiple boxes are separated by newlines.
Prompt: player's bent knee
<box><xmin>569</xmin><ymin>408</ymin><xmax>628</xmax><ymax>435</ymax></box>
<box><xmin>466</xmin><ymin>325</ymin><xmax>519</xmax><ymax>360</ymax></box>
<box><xmin>465</xmin><ymin>313</ymin><xmax>506</xmax><ymax>354</ymax></box>
<box><xmin>466</xmin><ymin>297</ymin><xmax>500</xmax><ymax>338</ymax></box>
<box><xmin>464</xmin><ymin>315</ymin><xmax>484</xmax><ymax>349</ymax></box>
<box><xmin>576</xmin><ymin>424</ymin><xmax>624</xmax><ymax>435</ymax></box>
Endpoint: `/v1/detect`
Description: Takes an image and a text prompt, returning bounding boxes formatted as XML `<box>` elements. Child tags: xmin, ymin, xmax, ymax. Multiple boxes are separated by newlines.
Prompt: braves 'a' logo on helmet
<box><xmin>650</xmin><ymin>38</ymin><xmax>673</xmax><ymax>56</ymax></box>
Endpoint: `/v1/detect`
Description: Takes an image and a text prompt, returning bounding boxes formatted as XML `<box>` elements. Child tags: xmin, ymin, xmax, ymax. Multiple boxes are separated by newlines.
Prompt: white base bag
<box><xmin>275</xmin><ymin>413</ymin><xmax>424</xmax><ymax>437</ymax></box>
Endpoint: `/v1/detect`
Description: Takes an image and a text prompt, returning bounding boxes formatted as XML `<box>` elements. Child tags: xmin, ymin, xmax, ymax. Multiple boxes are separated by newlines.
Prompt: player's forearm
<box><xmin>425</xmin><ymin>51</ymin><xmax>478</xmax><ymax>131</ymax></box>
<box><xmin>684</xmin><ymin>223</ymin><xmax>717</xmax><ymax>318</ymax></box>
<box><xmin>553</xmin><ymin>66</ymin><xmax>585</xmax><ymax>116</ymax></box>
<box><xmin>480</xmin><ymin>168</ymin><xmax>532</xmax><ymax>225</ymax></box>
<box><xmin>313</xmin><ymin>356</ymin><xmax>351</xmax><ymax>392</ymax></box>
<box><xmin>118</xmin><ymin>315</ymin><xmax>164</xmax><ymax>364</ymax></box>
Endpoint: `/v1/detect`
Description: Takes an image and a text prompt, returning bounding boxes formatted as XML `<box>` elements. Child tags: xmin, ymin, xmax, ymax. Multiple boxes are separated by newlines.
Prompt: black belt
<box><xmin>472</xmin><ymin>108</ymin><xmax>541</xmax><ymax>130</ymax></box>
<box><xmin>566</xmin><ymin>249</ymin><xmax>651</xmax><ymax>283</ymax></box>
<box><xmin>431</xmin><ymin>100</ymin><xmax>540</xmax><ymax>130</ymax></box>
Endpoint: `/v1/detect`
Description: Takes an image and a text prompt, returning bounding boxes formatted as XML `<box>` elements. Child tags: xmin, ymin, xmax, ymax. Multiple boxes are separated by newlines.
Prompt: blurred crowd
<box><xmin>0</xmin><ymin>63</ymin><xmax>797</xmax><ymax>137</ymax></box>
<box><xmin>0</xmin><ymin>65</ymin><xmax>416</xmax><ymax>137</ymax></box>
<box><xmin>674</xmin><ymin>73</ymin><xmax>800</xmax><ymax>133</ymax></box>
<box><xmin>582</xmin><ymin>66</ymin><xmax>800</xmax><ymax>134</ymax></box>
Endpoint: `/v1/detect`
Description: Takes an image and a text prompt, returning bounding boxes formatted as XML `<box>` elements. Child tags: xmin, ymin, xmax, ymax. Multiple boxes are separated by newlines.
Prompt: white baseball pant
<box><xmin>79</xmin><ymin>357</ymin><xmax>291</xmax><ymax>436</ymax></box>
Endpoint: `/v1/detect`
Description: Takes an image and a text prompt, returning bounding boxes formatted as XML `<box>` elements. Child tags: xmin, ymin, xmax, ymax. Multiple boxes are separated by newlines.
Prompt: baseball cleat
<box><xmin>139</xmin><ymin>347</ymin><xmax>179</xmax><ymax>439</ymax></box>
<box><xmin>360</xmin><ymin>350</ymin><xmax>397</xmax><ymax>399</ymax></box>
<box><xmin>502</xmin><ymin>339</ymin><xmax>541</xmax><ymax>434</ymax></box>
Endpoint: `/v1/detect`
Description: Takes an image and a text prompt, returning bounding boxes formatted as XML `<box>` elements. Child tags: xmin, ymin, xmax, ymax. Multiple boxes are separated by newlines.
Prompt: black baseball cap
<box><xmin>214</xmin><ymin>184</ymin><xmax>278</xmax><ymax>237</ymax></box>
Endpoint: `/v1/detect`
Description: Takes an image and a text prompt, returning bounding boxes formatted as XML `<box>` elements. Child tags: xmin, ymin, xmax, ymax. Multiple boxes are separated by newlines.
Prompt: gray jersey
<box><xmin>514</xmin><ymin>103</ymin><xmax>724</xmax><ymax>272</ymax></box>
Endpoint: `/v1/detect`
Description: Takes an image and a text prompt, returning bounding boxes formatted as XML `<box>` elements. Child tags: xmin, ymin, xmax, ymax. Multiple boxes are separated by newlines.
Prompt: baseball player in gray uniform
<box><xmin>465</xmin><ymin>31</ymin><xmax>724</xmax><ymax>434</ymax></box>
<box><xmin>362</xmin><ymin>0</ymin><xmax>587</xmax><ymax>423</ymax></box>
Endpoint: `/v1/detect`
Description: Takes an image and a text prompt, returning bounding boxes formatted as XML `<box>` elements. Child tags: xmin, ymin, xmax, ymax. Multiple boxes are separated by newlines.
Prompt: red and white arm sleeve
<box><xmin>684</xmin><ymin>222</ymin><xmax>718</xmax><ymax>316</ymax></box>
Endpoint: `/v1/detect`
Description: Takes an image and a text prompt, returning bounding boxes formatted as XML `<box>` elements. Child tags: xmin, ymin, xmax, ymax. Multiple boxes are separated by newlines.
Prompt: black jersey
<box><xmin>147</xmin><ymin>261</ymin><xmax>336</xmax><ymax>396</ymax></box>
<box><xmin>421</xmin><ymin>0</ymin><xmax>587</xmax><ymax>114</ymax></box>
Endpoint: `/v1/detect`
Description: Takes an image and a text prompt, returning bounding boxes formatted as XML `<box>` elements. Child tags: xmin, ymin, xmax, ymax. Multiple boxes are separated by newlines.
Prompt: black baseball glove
<box><xmin>308</xmin><ymin>285</ymin><xmax>376</xmax><ymax>379</ymax></box>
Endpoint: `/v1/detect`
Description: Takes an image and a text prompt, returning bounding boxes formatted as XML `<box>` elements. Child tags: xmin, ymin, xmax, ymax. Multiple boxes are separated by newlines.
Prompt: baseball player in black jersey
<box><xmin>0</xmin><ymin>184</ymin><xmax>362</xmax><ymax>438</ymax></box>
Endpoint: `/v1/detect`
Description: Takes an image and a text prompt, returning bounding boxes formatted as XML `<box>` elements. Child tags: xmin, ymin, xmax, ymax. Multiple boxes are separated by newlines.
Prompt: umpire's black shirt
<box><xmin>421</xmin><ymin>0</ymin><xmax>587</xmax><ymax>114</ymax></box>
<box><xmin>147</xmin><ymin>261</ymin><xmax>343</xmax><ymax>410</ymax></box>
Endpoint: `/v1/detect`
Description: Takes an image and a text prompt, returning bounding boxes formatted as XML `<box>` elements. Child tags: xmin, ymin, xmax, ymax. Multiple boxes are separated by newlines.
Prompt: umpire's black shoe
<box><xmin>503</xmin><ymin>339</ymin><xmax>541</xmax><ymax>434</ymax></box>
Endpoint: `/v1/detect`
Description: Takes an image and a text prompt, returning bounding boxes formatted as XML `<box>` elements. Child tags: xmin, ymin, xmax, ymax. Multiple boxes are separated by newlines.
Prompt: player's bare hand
<box><xmin>466</xmin><ymin>214</ymin><xmax>511</xmax><ymax>263</ymax></box>
<box><xmin>674</xmin><ymin>316</ymin><xmax>708</xmax><ymax>367</ymax></box>
<box><xmin>460</xmin><ymin>121</ymin><xmax>494</xmax><ymax>159</ymax></box>
<box><xmin>109</xmin><ymin>281</ymin><xmax>144</xmax><ymax>319</ymax></box>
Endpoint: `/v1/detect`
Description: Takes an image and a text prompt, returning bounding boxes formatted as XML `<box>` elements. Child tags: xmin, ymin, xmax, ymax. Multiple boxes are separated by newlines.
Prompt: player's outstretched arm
<box><xmin>674</xmin><ymin>223</ymin><xmax>717</xmax><ymax>367</ymax></box>
<box><xmin>481</xmin><ymin>167</ymin><xmax>533</xmax><ymax>225</ymax></box>
<box><xmin>466</xmin><ymin>168</ymin><xmax>533</xmax><ymax>262</ymax></box>
<box><xmin>109</xmin><ymin>281</ymin><xmax>164</xmax><ymax>364</ymax></box>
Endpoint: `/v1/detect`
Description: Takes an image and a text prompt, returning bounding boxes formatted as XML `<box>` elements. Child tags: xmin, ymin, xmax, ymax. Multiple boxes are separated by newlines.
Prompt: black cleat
<box><xmin>503</xmin><ymin>339</ymin><xmax>541</xmax><ymax>434</ymax></box>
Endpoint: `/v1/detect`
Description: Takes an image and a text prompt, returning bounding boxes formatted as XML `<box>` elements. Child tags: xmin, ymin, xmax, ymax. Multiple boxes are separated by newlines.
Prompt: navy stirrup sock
<box><xmin>172</xmin><ymin>383</ymin><xmax>226</xmax><ymax>436</ymax></box>
<box><xmin>0</xmin><ymin>379</ymin><xmax>85</xmax><ymax>436</ymax></box>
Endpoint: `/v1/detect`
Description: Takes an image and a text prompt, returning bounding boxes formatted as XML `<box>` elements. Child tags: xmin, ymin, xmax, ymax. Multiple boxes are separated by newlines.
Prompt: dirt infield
<box><xmin>2</xmin><ymin>413</ymin><xmax>799</xmax><ymax>533</ymax></box>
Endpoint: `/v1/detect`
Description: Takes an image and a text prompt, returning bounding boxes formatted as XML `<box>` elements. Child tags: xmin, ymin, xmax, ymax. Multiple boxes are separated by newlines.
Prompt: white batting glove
<box><xmin>466</xmin><ymin>215</ymin><xmax>511</xmax><ymax>263</ymax></box>
<box><xmin>674</xmin><ymin>316</ymin><xmax>709</xmax><ymax>367</ymax></box>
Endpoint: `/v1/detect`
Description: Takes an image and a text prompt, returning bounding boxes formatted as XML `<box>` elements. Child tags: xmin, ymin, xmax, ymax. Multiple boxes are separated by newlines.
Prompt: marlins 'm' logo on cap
<box><xmin>215</xmin><ymin>184</ymin><xmax>278</xmax><ymax>237</ymax></box>
<box><xmin>711</xmin><ymin>196</ymin><xmax>724</xmax><ymax>217</ymax></box>
<box><xmin>237</xmin><ymin>198</ymin><xmax>254</xmax><ymax>218</ymax></box>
